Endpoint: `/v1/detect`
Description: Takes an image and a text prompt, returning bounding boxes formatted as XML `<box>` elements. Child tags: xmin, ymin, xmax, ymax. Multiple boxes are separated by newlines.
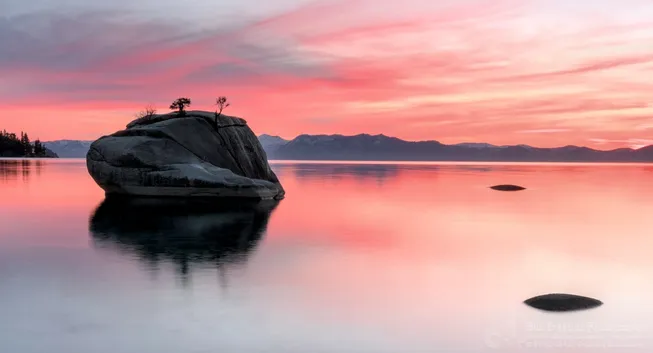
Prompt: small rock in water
<box><xmin>524</xmin><ymin>293</ymin><xmax>602</xmax><ymax>312</ymax></box>
<box><xmin>490</xmin><ymin>184</ymin><xmax>526</xmax><ymax>191</ymax></box>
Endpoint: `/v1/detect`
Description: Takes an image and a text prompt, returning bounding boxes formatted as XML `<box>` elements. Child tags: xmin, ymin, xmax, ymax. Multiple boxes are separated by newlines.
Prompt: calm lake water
<box><xmin>1</xmin><ymin>159</ymin><xmax>653</xmax><ymax>353</ymax></box>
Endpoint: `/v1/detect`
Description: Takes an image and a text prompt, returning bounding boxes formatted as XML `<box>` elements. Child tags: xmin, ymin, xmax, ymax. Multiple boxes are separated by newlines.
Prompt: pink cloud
<box><xmin>1</xmin><ymin>0</ymin><xmax>653</xmax><ymax>147</ymax></box>
<box><xmin>504</xmin><ymin>54</ymin><xmax>653</xmax><ymax>81</ymax></box>
<box><xmin>517</xmin><ymin>129</ymin><xmax>571</xmax><ymax>134</ymax></box>
<box><xmin>589</xmin><ymin>138</ymin><xmax>653</xmax><ymax>150</ymax></box>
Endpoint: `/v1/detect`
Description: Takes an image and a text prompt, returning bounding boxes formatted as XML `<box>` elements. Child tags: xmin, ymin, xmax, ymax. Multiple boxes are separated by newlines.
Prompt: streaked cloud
<box><xmin>517</xmin><ymin>129</ymin><xmax>570</xmax><ymax>134</ymax></box>
<box><xmin>589</xmin><ymin>138</ymin><xmax>653</xmax><ymax>150</ymax></box>
<box><xmin>1</xmin><ymin>0</ymin><xmax>653</xmax><ymax>148</ymax></box>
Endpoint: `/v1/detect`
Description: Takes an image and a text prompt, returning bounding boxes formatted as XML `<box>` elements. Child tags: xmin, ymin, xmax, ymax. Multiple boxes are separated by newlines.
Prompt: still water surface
<box><xmin>1</xmin><ymin>159</ymin><xmax>653</xmax><ymax>352</ymax></box>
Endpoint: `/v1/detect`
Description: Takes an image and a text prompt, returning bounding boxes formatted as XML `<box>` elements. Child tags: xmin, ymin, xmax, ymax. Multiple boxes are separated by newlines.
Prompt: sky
<box><xmin>2</xmin><ymin>0</ymin><xmax>653</xmax><ymax>149</ymax></box>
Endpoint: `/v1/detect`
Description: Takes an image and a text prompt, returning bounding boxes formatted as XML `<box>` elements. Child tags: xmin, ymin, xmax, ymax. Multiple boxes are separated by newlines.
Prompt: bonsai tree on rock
<box><xmin>214</xmin><ymin>96</ymin><xmax>230</xmax><ymax>126</ymax></box>
<box><xmin>170</xmin><ymin>98</ymin><xmax>191</xmax><ymax>116</ymax></box>
<box><xmin>135</xmin><ymin>104</ymin><xmax>157</xmax><ymax>119</ymax></box>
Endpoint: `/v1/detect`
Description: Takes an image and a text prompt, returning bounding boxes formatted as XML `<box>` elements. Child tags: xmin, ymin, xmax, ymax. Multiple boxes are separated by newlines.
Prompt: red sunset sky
<box><xmin>2</xmin><ymin>0</ymin><xmax>653</xmax><ymax>149</ymax></box>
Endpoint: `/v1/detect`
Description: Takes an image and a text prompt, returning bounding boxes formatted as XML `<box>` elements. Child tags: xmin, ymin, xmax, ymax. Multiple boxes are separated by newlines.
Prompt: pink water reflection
<box><xmin>1</xmin><ymin>159</ymin><xmax>653</xmax><ymax>352</ymax></box>
<box><xmin>259</xmin><ymin>162</ymin><xmax>653</xmax><ymax>351</ymax></box>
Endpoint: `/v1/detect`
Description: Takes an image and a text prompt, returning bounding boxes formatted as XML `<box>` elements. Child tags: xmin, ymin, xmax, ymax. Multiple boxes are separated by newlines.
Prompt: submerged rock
<box><xmin>490</xmin><ymin>184</ymin><xmax>526</xmax><ymax>191</ymax></box>
<box><xmin>524</xmin><ymin>293</ymin><xmax>603</xmax><ymax>312</ymax></box>
<box><xmin>86</xmin><ymin>111</ymin><xmax>284</xmax><ymax>199</ymax></box>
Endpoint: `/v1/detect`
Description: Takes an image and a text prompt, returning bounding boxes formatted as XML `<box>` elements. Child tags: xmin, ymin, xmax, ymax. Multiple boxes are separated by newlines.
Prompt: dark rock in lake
<box><xmin>86</xmin><ymin>111</ymin><xmax>284</xmax><ymax>199</ymax></box>
<box><xmin>524</xmin><ymin>293</ymin><xmax>603</xmax><ymax>312</ymax></box>
<box><xmin>490</xmin><ymin>184</ymin><xmax>526</xmax><ymax>191</ymax></box>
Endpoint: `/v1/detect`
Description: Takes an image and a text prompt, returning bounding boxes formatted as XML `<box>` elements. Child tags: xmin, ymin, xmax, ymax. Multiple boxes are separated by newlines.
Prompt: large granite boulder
<box><xmin>86</xmin><ymin>111</ymin><xmax>284</xmax><ymax>199</ymax></box>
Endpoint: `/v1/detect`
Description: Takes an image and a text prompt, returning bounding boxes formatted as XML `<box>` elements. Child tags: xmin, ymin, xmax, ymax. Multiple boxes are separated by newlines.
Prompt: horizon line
<box><xmin>42</xmin><ymin>133</ymin><xmax>649</xmax><ymax>152</ymax></box>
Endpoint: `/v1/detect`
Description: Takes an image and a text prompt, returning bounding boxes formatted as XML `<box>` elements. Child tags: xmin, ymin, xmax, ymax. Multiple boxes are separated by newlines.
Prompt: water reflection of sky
<box><xmin>1</xmin><ymin>159</ymin><xmax>653</xmax><ymax>352</ymax></box>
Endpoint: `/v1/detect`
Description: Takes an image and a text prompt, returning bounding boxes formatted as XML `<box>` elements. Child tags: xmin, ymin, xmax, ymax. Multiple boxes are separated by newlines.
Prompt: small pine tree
<box><xmin>169</xmin><ymin>98</ymin><xmax>191</xmax><ymax>116</ymax></box>
<box><xmin>33</xmin><ymin>139</ymin><xmax>44</xmax><ymax>156</ymax></box>
<box><xmin>135</xmin><ymin>105</ymin><xmax>157</xmax><ymax>119</ymax></box>
<box><xmin>21</xmin><ymin>132</ymin><xmax>33</xmax><ymax>156</ymax></box>
<box><xmin>214</xmin><ymin>96</ymin><xmax>230</xmax><ymax>126</ymax></box>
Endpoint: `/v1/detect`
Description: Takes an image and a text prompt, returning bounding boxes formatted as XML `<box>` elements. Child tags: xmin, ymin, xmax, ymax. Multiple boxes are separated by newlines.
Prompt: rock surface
<box><xmin>86</xmin><ymin>111</ymin><xmax>284</xmax><ymax>199</ymax></box>
<box><xmin>524</xmin><ymin>293</ymin><xmax>603</xmax><ymax>312</ymax></box>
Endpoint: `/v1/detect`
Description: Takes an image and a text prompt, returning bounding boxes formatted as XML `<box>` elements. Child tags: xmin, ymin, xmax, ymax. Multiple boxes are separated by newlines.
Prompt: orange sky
<box><xmin>2</xmin><ymin>0</ymin><xmax>653</xmax><ymax>149</ymax></box>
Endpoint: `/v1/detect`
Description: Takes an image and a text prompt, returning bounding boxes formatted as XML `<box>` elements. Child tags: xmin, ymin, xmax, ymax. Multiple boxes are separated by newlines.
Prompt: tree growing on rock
<box><xmin>170</xmin><ymin>98</ymin><xmax>191</xmax><ymax>115</ymax></box>
<box><xmin>135</xmin><ymin>104</ymin><xmax>157</xmax><ymax>119</ymax></box>
<box><xmin>214</xmin><ymin>96</ymin><xmax>230</xmax><ymax>126</ymax></box>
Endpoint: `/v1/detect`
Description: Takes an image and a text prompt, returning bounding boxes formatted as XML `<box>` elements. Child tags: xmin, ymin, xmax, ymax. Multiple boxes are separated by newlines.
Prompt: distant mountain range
<box><xmin>45</xmin><ymin>134</ymin><xmax>653</xmax><ymax>162</ymax></box>
<box><xmin>43</xmin><ymin>140</ymin><xmax>93</xmax><ymax>158</ymax></box>
<box><xmin>261</xmin><ymin>134</ymin><xmax>653</xmax><ymax>162</ymax></box>
<box><xmin>258</xmin><ymin>134</ymin><xmax>289</xmax><ymax>151</ymax></box>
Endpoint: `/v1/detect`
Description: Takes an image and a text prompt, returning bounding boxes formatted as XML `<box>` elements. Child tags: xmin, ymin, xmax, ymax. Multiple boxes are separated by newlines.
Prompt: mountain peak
<box><xmin>258</xmin><ymin>134</ymin><xmax>283</xmax><ymax>139</ymax></box>
<box><xmin>455</xmin><ymin>142</ymin><xmax>497</xmax><ymax>149</ymax></box>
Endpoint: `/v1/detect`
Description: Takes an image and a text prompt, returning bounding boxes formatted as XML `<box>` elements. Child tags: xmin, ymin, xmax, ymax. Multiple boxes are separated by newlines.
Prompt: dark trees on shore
<box><xmin>0</xmin><ymin>130</ymin><xmax>49</xmax><ymax>157</ymax></box>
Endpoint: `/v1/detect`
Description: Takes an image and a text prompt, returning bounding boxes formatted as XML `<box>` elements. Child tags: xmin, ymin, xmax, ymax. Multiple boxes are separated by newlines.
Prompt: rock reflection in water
<box><xmin>89</xmin><ymin>197</ymin><xmax>278</xmax><ymax>284</ymax></box>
